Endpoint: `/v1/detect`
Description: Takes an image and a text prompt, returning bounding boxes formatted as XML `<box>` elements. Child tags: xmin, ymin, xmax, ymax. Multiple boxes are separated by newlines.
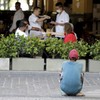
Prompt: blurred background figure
<box><xmin>15</xmin><ymin>19</ymin><xmax>28</xmax><ymax>38</ymax></box>
<box><xmin>9</xmin><ymin>2</ymin><xmax>24</xmax><ymax>33</ymax></box>
<box><xmin>64</xmin><ymin>23</ymin><xmax>77</xmax><ymax>43</ymax></box>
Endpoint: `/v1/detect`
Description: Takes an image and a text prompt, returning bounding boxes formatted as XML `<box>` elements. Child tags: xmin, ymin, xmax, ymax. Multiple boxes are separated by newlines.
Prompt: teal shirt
<box><xmin>60</xmin><ymin>61</ymin><xmax>83</xmax><ymax>95</ymax></box>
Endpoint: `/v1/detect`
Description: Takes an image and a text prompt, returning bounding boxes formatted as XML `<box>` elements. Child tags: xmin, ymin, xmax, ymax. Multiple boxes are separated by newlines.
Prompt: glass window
<box><xmin>0</xmin><ymin>0</ymin><xmax>9</xmax><ymax>10</ymax></box>
<box><xmin>0</xmin><ymin>0</ymin><xmax>29</xmax><ymax>10</ymax></box>
<box><xmin>9</xmin><ymin>0</ymin><xmax>29</xmax><ymax>10</ymax></box>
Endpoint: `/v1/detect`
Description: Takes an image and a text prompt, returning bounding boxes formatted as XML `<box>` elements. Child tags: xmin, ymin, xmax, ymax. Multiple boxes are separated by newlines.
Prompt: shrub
<box><xmin>90</xmin><ymin>40</ymin><xmax>100</xmax><ymax>60</ymax></box>
<box><xmin>24</xmin><ymin>37</ymin><xmax>45</xmax><ymax>57</ymax></box>
<box><xmin>60</xmin><ymin>40</ymin><xmax>90</xmax><ymax>59</ymax></box>
<box><xmin>45</xmin><ymin>38</ymin><xmax>63</xmax><ymax>58</ymax></box>
<box><xmin>0</xmin><ymin>35</ymin><xmax>45</xmax><ymax>58</ymax></box>
<box><xmin>0</xmin><ymin>34</ymin><xmax>18</xmax><ymax>58</ymax></box>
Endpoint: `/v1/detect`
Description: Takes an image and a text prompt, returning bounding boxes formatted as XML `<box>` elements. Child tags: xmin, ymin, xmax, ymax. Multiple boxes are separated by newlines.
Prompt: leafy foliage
<box><xmin>0</xmin><ymin>34</ymin><xmax>18</xmax><ymax>58</ymax></box>
<box><xmin>0</xmin><ymin>35</ymin><xmax>45</xmax><ymax>58</ymax></box>
<box><xmin>45</xmin><ymin>38</ymin><xmax>63</xmax><ymax>58</ymax></box>
<box><xmin>60</xmin><ymin>40</ymin><xmax>89</xmax><ymax>59</ymax></box>
<box><xmin>45</xmin><ymin>38</ymin><xmax>89</xmax><ymax>59</ymax></box>
<box><xmin>90</xmin><ymin>40</ymin><xmax>100</xmax><ymax>60</ymax></box>
<box><xmin>1</xmin><ymin>34</ymin><xmax>98</xmax><ymax>60</ymax></box>
<box><xmin>24</xmin><ymin>37</ymin><xmax>45</xmax><ymax>57</ymax></box>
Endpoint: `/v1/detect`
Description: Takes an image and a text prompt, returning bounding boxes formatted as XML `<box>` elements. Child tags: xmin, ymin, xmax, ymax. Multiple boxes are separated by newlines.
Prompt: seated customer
<box><xmin>15</xmin><ymin>19</ymin><xmax>28</xmax><ymax>38</ymax></box>
<box><xmin>60</xmin><ymin>49</ymin><xmax>84</xmax><ymax>96</ymax></box>
<box><xmin>64</xmin><ymin>23</ymin><xmax>77</xmax><ymax>43</ymax></box>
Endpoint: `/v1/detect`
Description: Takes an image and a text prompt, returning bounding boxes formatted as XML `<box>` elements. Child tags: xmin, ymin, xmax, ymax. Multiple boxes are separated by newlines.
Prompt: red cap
<box><xmin>69</xmin><ymin>49</ymin><xmax>79</xmax><ymax>59</ymax></box>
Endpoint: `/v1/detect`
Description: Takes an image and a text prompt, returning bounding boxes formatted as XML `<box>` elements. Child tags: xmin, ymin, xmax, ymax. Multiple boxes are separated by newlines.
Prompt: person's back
<box><xmin>60</xmin><ymin>49</ymin><xmax>84</xmax><ymax>96</ymax></box>
<box><xmin>64</xmin><ymin>32</ymin><xmax>77</xmax><ymax>43</ymax></box>
<box><xmin>60</xmin><ymin>61</ymin><xmax>83</xmax><ymax>95</ymax></box>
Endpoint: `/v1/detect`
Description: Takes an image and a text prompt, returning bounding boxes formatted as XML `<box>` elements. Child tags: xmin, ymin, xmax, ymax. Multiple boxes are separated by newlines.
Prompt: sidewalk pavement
<box><xmin>0</xmin><ymin>71</ymin><xmax>100</xmax><ymax>100</ymax></box>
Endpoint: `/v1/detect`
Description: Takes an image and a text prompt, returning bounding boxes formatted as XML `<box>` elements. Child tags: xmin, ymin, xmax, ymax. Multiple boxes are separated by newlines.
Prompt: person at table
<box><xmin>50</xmin><ymin>2</ymin><xmax>69</xmax><ymax>38</ymax></box>
<box><xmin>29</xmin><ymin>7</ymin><xmax>50</xmax><ymax>37</ymax></box>
<box><xmin>64</xmin><ymin>23</ymin><xmax>77</xmax><ymax>43</ymax></box>
<box><xmin>15</xmin><ymin>19</ymin><xmax>28</xmax><ymax>38</ymax></box>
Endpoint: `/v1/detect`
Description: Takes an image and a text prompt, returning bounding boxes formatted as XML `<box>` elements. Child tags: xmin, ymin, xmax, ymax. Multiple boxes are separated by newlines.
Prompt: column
<box><xmin>46</xmin><ymin>0</ymin><xmax>53</xmax><ymax>12</ymax></box>
<box><xmin>45</xmin><ymin>0</ymin><xmax>65</xmax><ymax>12</ymax></box>
<box><xmin>37</xmin><ymin>0</ymin><xmax>44</xmax><ymax>13</ymax></box>
<box><xmin>33</xmin><ymin>0</ymin><xmax>37</xmax><ymax>7</ymax></box>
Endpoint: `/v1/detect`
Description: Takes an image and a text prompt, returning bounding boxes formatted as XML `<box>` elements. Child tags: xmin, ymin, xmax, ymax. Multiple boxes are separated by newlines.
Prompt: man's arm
<box><xmin>36</xmin><ymin>15</ymin><xmax>50</xmax><ymax>22</ymax></box>
<box><xmin>50</xmin><ymin>21</ymin><xmax>66</xmax><ymax>26</ymax></box>
<box><xmin>31</xmin><ymin>27</ymin><xmax>42</xmax><ymax>31</ymax></box>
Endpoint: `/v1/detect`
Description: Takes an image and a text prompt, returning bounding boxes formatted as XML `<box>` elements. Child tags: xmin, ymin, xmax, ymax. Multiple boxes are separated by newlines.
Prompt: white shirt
<box><xmin>9</xmin><ymin>9</ymin><xmax>24</xmax><ymax>32</ymax></box>
<box><xmin>29</xmin><ymin>13</ymin><xmax>42</xmax><ymax>37</ymax></box>
<box><xmin>15</xmin><ymin>28</ymin><xmax>28</xmax><ymax>38</ymax></box>
<box><xmin>29</xmin><ymin>13</ymin><xmax>41</xmax><ymax>29</ymax></box>
<box><xmin>56</xmin><ymin>10</ymin><xmax>69</xmax><ymax>37</ymax></box>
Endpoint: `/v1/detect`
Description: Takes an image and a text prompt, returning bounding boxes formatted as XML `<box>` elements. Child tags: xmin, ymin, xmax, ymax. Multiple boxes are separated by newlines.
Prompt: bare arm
<box><xmin>31</xmin><ymin>27</ymin><xmax>42</xmax><ymax>31</ymax></box>
<box><xmin>50</xmin><ymin>21</ymin><xmax>66</xmax><ymax>26</ymax></box>
<box><xmin>36</xmin><ymin>17</ymin><xmax>46</xmax><ymax>22</ymax></box>
<box><xmin>36</xmin><ymin>15</ymin><xmax>50</xmax><ymax>22</ymax></box>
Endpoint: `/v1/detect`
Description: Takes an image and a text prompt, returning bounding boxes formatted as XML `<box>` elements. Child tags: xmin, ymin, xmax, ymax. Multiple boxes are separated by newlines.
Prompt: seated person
<box><xmin>60</xmin><ymin>49</ymin><xmax>84</xmax><ymax>96</ymax></box>
<box><xmin>15</xmin><ymin>19</ymin><xmax>28</xmax><ymax>38</ymax></box>
<box><xmin>29</xmin><ymin>7</ymin><xmax>50</xmax><ymax>37</ymax></box>
<box><xmin>64</xmin><ymin>23</ymin><xmax>77</xmax><ymax>43</ymax></box>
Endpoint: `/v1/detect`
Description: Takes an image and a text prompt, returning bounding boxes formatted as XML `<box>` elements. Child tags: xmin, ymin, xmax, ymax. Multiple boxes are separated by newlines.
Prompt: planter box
<box><xmin>77</xmin><ymin>59</ymin><xmax>86</xmax><ymax>72</ymax></box>
<box><xmin>47</xmin><ymin>59</ymin><xmax>66</xmax><ymax>71</ymax></box>
<box><xmin>0</xmin><ymin>58</ymin><xmax>10</xmax><ymax>70</ymax></box>
<box><xmin>47</xmin><ymin>58</ymin><xmax>86</xmax><ymax>72</ymax></box>
<box><xmin>12</xmin><ymin>58</ymin><xmax>44</xmax><ymax>71</ymax></box>
<box><xmin>89</xmin><ymin>59</ymin><xmax>100</xmax><ymax>72</ymax></box>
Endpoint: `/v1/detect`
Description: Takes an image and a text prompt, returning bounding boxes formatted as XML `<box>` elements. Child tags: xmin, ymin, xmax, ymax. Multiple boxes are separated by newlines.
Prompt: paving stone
<box><xmin>0</xmin><ymin>71</ymin><xmax>99</xmax><ymax>100</ymax></box>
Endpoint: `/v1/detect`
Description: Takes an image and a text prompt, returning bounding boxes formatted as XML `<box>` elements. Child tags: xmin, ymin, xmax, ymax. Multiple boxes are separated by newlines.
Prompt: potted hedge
<box><xmin>45</xmin><ymin>38</ymin><xmax>89</xmax><ymax>72</ymax></box>
<box><xmin>12</xmin><ymin>36</ymin><xmax>45</xmax><ymax>71</ymax></box>
<box><xmin>60</xmin><ymin>40</ymin><xmax>90</xmax><ymax>72</ymax></box>
<box><xmin>45</xmin><ymin>38</ymin><xmax>65</xmax><ymax>71</ymax></box>
<box><xmin>0</xmin><ymin>34</ymin><xmax>18</xmax><ymax>70</ymax></box>
<box><xmin>60</xmin><ymin>40</ymin><xmax>89</xmax><ymax>58</ymax></box>
<box><xmin>89</xmin><ymin>40</ymin><xmax>100</xmax><ymax>72</ymax></box>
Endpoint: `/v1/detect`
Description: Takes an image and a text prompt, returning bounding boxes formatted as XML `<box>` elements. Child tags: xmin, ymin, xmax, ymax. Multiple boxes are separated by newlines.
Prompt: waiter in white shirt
<box><xmin>29</xmin><ymin>7</ymin><xmax>50</xmax><ymax>37</ymax></box>
<box><xmin>9</xmin><ymin>2</ymin><xmax>24</xmax><ymax>33</ymax></box>
<box><xmin>50</xmin><ymin>2</ymin><xmax>69</xmax><ymax>38</ymax></box>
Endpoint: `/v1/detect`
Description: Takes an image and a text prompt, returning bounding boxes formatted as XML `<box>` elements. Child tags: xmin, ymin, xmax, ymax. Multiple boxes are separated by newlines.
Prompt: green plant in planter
<box><xmin>15</xmin><ymin>35</ymin><xmax>27</xmax><ymax>57</ymax></box>
<box><xmin>24</xmin><ymin>37</ymin><xmax>45</xmax><ymax>57</ymax></box>
<box><xmin>74</xmin><ymin>40</ymin><xmax>90</xmax><ymax>58</ymax></box>
<box><xmin>60</xmin><ymin>42</ymin><xmax>74</xmax><ymax>59</ymax></box>
<box><xmin>60</xmin><ymin>40</ymin><xmax>89</xmax><ymax>59</ymax></box>
<box><xmin>45</xmin><ymin>38</ymin><xmax>63</xmax><ymax>58</ymax></box>
<box><xmin>90</xmin><ymin>40</ymin><xmax>100</xmax><ymax>60</ymax></box>
<box><xmin>0</xmin><ymin>34</ymin><xmax>18</xmax><ymax>58</ymax></box>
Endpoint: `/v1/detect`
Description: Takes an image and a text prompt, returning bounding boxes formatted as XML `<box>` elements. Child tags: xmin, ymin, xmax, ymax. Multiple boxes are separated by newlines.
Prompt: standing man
<box><xmin>9</xmin><ymin>2</ymin><xmax>24</xmax><ymax>33</ymax></box>
<box><xmin>51</xmin><ymin>2</ymin><xmax>69</xmax><ymax>38</ymax></box>
<box><xmin>29</xmin><ymin>7</ymin><xmax>50</xmax><ymax>37</ymax></box>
